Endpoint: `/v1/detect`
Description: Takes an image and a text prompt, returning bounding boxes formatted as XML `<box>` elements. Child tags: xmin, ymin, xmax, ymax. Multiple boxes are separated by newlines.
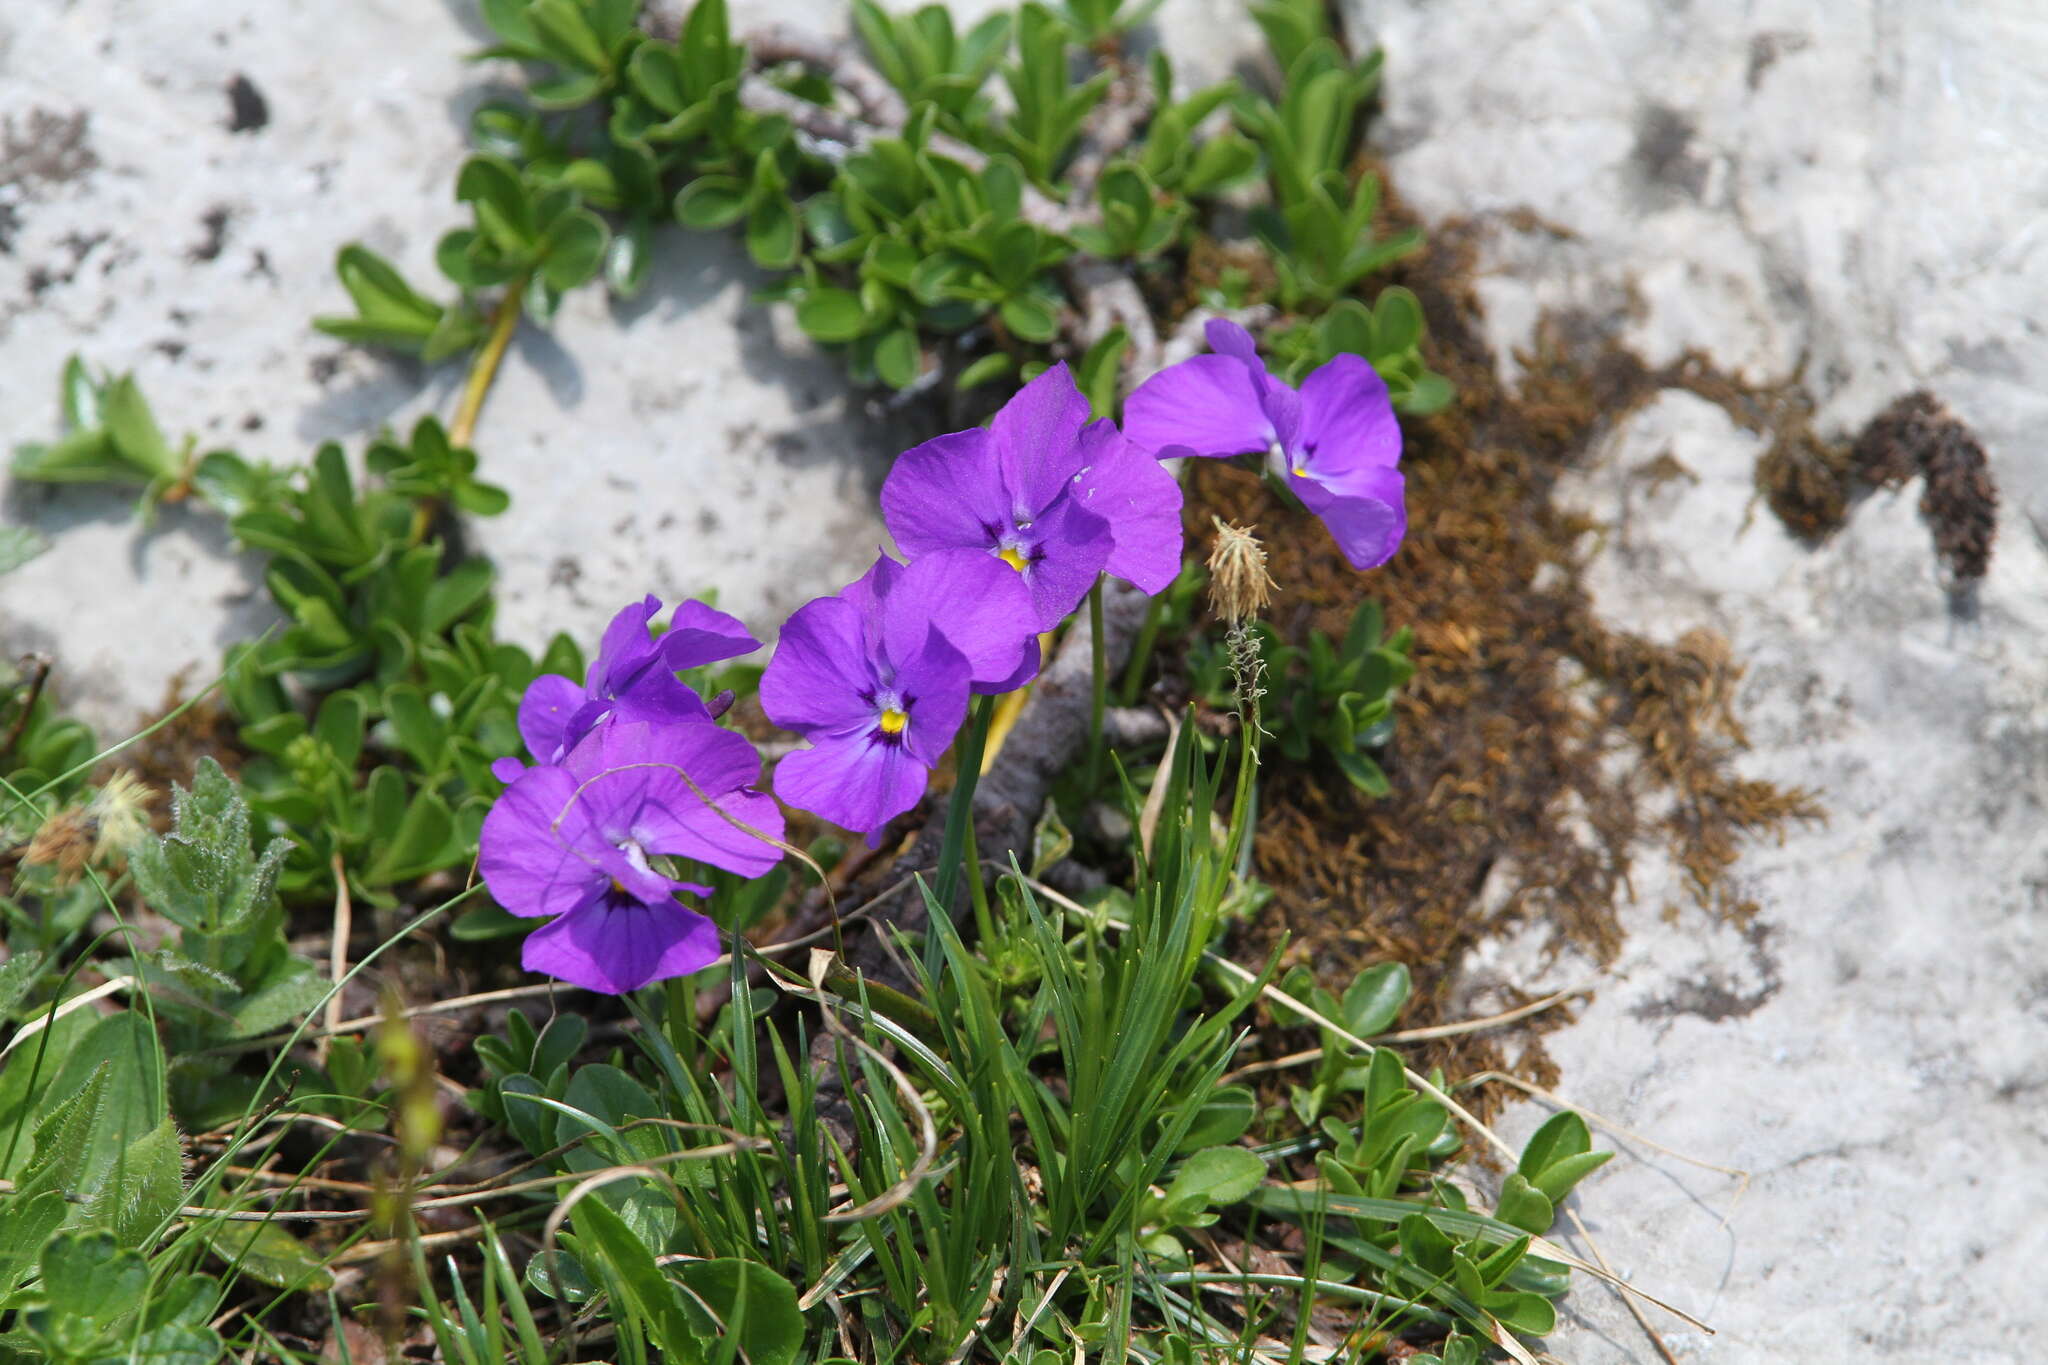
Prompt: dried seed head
<box><xmin>1207</xmin><ymin>516</ymin><xmax>1276</xmax><ymax>625</ymax></box>
<box><xmin>23</xmin><ymin>807</ymin><xmax>96</xmax><ymax>883</ymax></box>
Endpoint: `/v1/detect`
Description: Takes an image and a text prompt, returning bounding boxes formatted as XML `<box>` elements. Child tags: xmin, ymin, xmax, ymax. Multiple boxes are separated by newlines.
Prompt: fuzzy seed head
<box><xmin>1206</xmin><ymin>517</ymin><xmax>1276</xmax><ymax>625</ymax></box>
<box><xmin>89</xmin><ymin>771</ymin><xmax>155</xmax><ymax>862</ymax></box>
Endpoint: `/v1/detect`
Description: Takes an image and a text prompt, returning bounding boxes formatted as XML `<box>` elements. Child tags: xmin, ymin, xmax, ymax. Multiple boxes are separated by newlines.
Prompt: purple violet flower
<box><xmin>502</xmin><ymin>595</ymin><xmax>759</xmax><ymax>779</ymax></box>
<box><xmin>479</xmin><ymin>719</ymin><xmax>784</xmax><ymax>994</ymax></box>
<box><xmin>881</xmin><ymin>363</ymin><xmax>1184</xmax><ymax>631</ymax></box>
<box><xmin>761</xmin><ymin>548</ymin><xmax>1037</xmax><ymax>840</ymax></box>
<box><xmin>1124</xmin><ymin>319</ymin><xmax>1406</xmax><ymax>570</ymax></box>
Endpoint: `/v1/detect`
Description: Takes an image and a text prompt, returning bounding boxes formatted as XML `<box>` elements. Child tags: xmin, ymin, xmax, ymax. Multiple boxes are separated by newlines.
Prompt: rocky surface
<box><xmin>1358</xmin><ymin>1</ymin><xmax>2048</xmax><ymax>1357</ymax></box>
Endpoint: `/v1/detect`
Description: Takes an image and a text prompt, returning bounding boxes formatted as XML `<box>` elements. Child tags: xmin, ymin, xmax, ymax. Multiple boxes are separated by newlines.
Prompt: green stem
<box><xmin>1223</xmin><ymin>630</ymin><xmax>1264</xmax><ymax>888</ymax></box>
<box><xmin>413</xmin><ymin>276</ymin><xmax>525</xmax><ymax>545</ymax></box>
<box><xmin>934</xmin><ymin>695</ymin><xmax>995</xmax><ymax>921</ymax></box>
<box><xmin>1118</xmin><ymin>593</ymin><xmax>1165</xmax><ymax>706</ymax></box>
<box><xmin>448</xmin><ymin>277</ymin><xmax>527</xmax><ymax>451</ymax></box>
<box><xmin>1084</xmin><ymin>578</ymin><xmax>1107</xmax><ymax>792</ymax></box>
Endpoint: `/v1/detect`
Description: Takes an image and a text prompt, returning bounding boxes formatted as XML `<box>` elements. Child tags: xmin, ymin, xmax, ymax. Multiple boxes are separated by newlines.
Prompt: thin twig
<box><xmin>1568</xmin><ymin>1205</ymin><xmax>1684</xmax><ymax>1365</ymax></box>
<box><xmin>0</xmin><ymin>655</ymin><xmax>51</xmax><ymax>762</ymax></box>
<box><xmin>1217</xmin><ymin>985</ymin><xmax>1591</xmax><ymax>1085</ymax></box>
<box><xmin>326</xmin><ymin>1223</ymin><xmax>488</xmax><ymax>1268</ymax></box>
<box><xmin>1461</xmin><ymin>1071</ymin><xmax>1754</xmax><ymax>1191</ymax></box>
<box><xmin>316</xmin><ymin>853</ymin><xmax>351</xmax><ymax>1065</ymax></box>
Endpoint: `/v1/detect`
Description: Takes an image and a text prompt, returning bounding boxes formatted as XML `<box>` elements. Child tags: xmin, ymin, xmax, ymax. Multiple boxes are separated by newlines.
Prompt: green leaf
<box><xmin>1180</xmin><ymin>132</ymin><xmax>1260</xmax><ymax>195</ymax></box>
<box><xmin>1398</xmin><ymin>370</ymin><xmax>1455</xmax><ymax>415</ymax></box>
<box><xmin>1493</xmin><ymin>1172</ymin><xmax>1554</xmax><ymax>1235</ymax></box>
<box><xmin>15</xmin><ymin>1061</ymin><xmax>108</xmax><ymax>1190</ymax></box>
<box><xmin>674</xmin><ymin>1259</ymin><xmax>804</xmax><ymax>1365</ymax></box>
<box><xmin>326</xmin><ymin>243</ymin><xmax>443</xmax><ymax>337</ymax></box>
<box><xmin>795</xmin><ymin>287</ymin><xmax>868</xmax><ymax>344</ymax></box>
<box><xmin>456</xmin><ymin>155</ymin><xmax>538</xmax><ymax>253</ymax></box>
<box><xmin>229</xmin><ymin>962</ymin><xmax>327</xmax><ymax>1038</ymax></box>
<box><xmin>1074</xmin><ymin>324</ymin><xmax>1128</xmax><ymax>419</ymax></box>
<box><xmin>999</xmin><ymin>293</ymin><xmax>1059</xmax><ymax>342</ymax></box>
<box><xmin>1517</xmin><ymin>1111</ymin><xmax>1590</xmax><ymax>1183</ymax></box>
<box><xmin>529</xmin><ymin>69</ymin><xmax>607</xmax><ymax>109</ymax></box>
<box><xmin>363</xmin><ymin>782</ymin><xmax>458</xmax><ymax>886</ymax></box>
<box><xmin>424</xmin><ymin>557</ymin><xmax>496</xmax><ymax>634</ymax></box>
<box><xmin>454</xmin><ymin>476</ymin><xmax>512</xmax><ymax>517</ymax></box>
<box><xmin>61</xmin><ymin>354</ymin><xmax>103</xmax><ymax>429</ymax></box>
<box><xmin>383</xmin><ymin>684</ymin><xmax>449</xmax><ymax>770</ymax></box>
<box><xmin>607</xmin><ymin>214</ymin><xmax>653</xmax><ymax>297</ymax></box>
<box><xmin>1339</xmin><ymin>961</ymin><xmax>1410</xmax><ymax>1036</ymax></box>
<box><xmin>45</xmin><ymin>1014</ymin><xmax>165</xmax><ymax>1193</ymax></box>
<box><xmin>479</xmin><ymin>0</ymin><xmax>544</xmax><ymax>53</ymax></box>
<box><xmin>1397</xmin><ymin>1210</ymin><xmax>1456</xmax><ymax>1277</ymax></box>
<box><xmin>527</xmin><ymin>0</ymin><xmax>611</xmax><ymax>74</ymax></box>
<box><xmin>24</xmin><ymin>1229</ymin><xmax>146</xmax><ymax>1356</ymax></box>
<box><xmin>674</xmin><ymin>175</ymin><xmax>747</xmax><ymax>229</ymax></box>
<box><xmin>189</xmin><ymin>451</ymin><xmax>272</xmax><ymax>517</ymax></box>
<box><xmin>101</xmin><ymin>375</ymin><xmax>180</xmax><ymax>481</ymax></box>
<box><xmin>628</xmin><ymin>42</ymin><xmax>688</xmax><ymax>114</ymax></box>
<box><xmin>541</xmin><ymin>207</ymin><xmax>611</xmax><ymax>291</ymax></box>
<box><xmin>679</xmin><ymin>0</ymin><xmax>736</xmax><ymax>96</ymax></box>
<box><xmin>1335</xmin><ymin>750</ymin><xmax>1390</xmax><ymax>796</ymax></box>
<box><xmin>97</xmin><ymin>1117</ymin><xmax>186</xmax><ymax>1249</ymax></box>
<box><xmin>1529</xmin><ymin>1149</ymin><xmax>1613</xmax><ymax>1206</ymax></box>
<box><xmin>1372</xmin><ymin>285</ymin><xmax>1424</xmax><ymax>356</ymax></box>
<box><xmin>10</xmin><ymin>429</ymin><xmax>128</xmax><ymax>484</ymax></box>
<box><xmin>568</xmin><ymin>1197</ymin><xmax>697</xmax><ymax>1356</ymax></box>
<box><xmin>745</xmin><ymin>190</ymin><xmax>801</xmax><ymax>269</ymax></box>
<box><xmin>872</xmin><ymin>326</ymin><xmax>921</xmax><ymax>389</ymax></box>
<box><xmin>1160</xmin><ymin>1086</ymin><xmax>1250</xmax><ymax>1155</ymax></box>
<box><xmin>211</xmin><ymin>1216</ymin><xmax>335</xmax><ymax>1291</ymax></box>
<box><xmin>0</xmin><ymin>1190</ymin><xmax>66</xmax><ymax>1298</ymax></box>
<box><xmin>1163</xmin><ymin>1145</ymin><xmax>1265</xmax><ymax>1214</ymax></box>
<box><xmin>957</xmin><ymin>352</ymin><xmax>1014</xmax><ymax>390</ymax></box>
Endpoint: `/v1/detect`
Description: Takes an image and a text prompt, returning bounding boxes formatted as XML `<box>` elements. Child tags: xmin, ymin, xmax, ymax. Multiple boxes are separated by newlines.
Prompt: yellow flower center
<box><xmin>610</xmin><ymin>878</ymin><xmax>628</xmax><ymax>895</ymax></box>
<box><xmin>997</xmin><ymin>545</ymin><xmax>1029</xmax><ymax>572</ymax></box>
<box><xmin>1292</xmin><ymin>464</ymin><xmax>1308</xmax><ymax>478</ymax></box>
<box><xmin>878</xmin><ymin>707</ymin><xmax>909</xmax><ymax>735</ymax></box>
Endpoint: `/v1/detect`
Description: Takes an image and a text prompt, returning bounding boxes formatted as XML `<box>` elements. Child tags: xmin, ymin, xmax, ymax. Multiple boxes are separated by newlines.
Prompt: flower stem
<box><xmin>1084</xmin><ymin>577</ymin><xmax>1107</xmax><ymax>792</ymax></box>
<box><xmin>1223</xmin><ymin>626</ymin><xmax>1264</xmax><ymax>880</ymax></box>
<box><xmin>935</xmin><ymin>695</ymin><xmax>995</xmax><ymax>934</ymax></box>
<box><xmin>448</xmin><ymin>277</ymin><xmax>526</xmax><ymax>451</ymax></box>
<box><xmin>1118</xmin><ymin>592</ymin><xmax>1165</xmax><ymax>706</ymax></box>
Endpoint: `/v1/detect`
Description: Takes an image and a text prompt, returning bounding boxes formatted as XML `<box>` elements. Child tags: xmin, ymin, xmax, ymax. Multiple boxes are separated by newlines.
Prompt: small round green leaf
<box><xmin>795</xmin><ymin>288</ymin><xmax>869</xmax><ymax>344</ymax></box>
<box><xmin>674</xmin><ymin>176</ymin><xmax>746</xmax><ymax>230</ymax></box>
<box><xmin>746</xmin><ymin>192</ymin><xmax>801</xmax><ymax>269</ymax></box>
<box><xmin>873</xmin><ymin>326</ymin><xmax>922</xmax><ymax>388</ymax></box>
<box><xmin>999</xmin><ymin>293</ymin><xmax>1060</xmax><ymax>343</ymax></box>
